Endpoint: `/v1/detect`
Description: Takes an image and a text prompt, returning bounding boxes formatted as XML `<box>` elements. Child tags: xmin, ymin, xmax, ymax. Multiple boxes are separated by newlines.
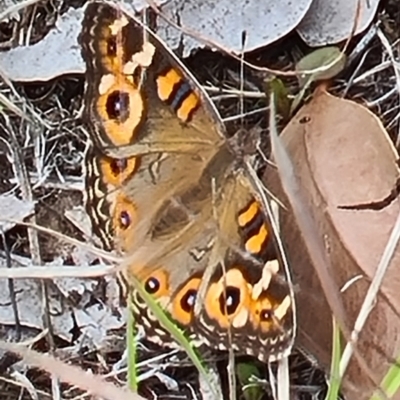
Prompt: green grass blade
<box><xmin>325</xmin><ymin>317</ymin><xmax>342</xmax><ymax>400</ymax></box>
<box><xmin>127</xmin><ymin>308</ymin><xmax>138</xmax><ymax>392</ymax></box>
<box><xmin>370</xmin><ymin>356</ymin><xmax>400</xmax><ymax>399</ymax></box>
<box><xmin>129</xmin><ymin>275</ymin><xmax>218</xmax><ymax>396</ymax></box>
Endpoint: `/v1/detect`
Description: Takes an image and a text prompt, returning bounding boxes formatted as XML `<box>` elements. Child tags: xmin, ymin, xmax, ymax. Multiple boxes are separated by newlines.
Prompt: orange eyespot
<box><xmin>143</xmin><ymin>269</ymin><xmax>170</xmax><ymax>299</ymax></box>
<box><xmin>172</xmin><ymin>278</ymin><xmax>201</xmax><ymax>326</ymax></box>
<box><xmin>100</xmin><ymin>156</ymin><xmax>139</xmax><ymax>186</ymax></box>
<box><xmin>250</xmin><ymin>295</ymin><xmax>281</xmax><ymax>333</ymax></box>
<box><xmin>204</xmin><ymin>268</ymin><xmax>251</xmax><ymax>329</ymax></box>
<box><xmin>106</xmin><ymin>90</ymin><xmax>130</xmax><ymax>122</ymax></box>
<box><xmin>112</xmin><ymin>194</ymin><xmax>136</xmax><ymax>251</ymax></box>
<box><xmin>96</xmin><ymin>81</ymin><xmax>144</xmax><ymax>146</ymax></box>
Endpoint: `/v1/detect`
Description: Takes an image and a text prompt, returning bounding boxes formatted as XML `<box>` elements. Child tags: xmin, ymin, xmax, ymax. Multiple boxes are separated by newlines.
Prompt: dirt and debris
<box><xmin>0</xmin><ymin>0</ymin><xmax>399</xmax><ymax>400</ymax></box>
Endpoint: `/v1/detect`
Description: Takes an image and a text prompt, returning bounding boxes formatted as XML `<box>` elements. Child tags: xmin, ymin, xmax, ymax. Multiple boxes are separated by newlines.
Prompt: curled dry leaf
<box><xmin>264</xmin><ymin>89</ymin><xmax>400</xmax><ymax>400</ymax></box>
<box><xmin>295</xmin><ymin>47</ymin><xmax>346</xmax><ymax>87</ymax></box>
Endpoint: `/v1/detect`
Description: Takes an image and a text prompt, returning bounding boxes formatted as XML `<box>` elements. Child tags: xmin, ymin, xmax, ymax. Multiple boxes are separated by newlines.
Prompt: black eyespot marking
<box><xmin>106</xmin><ymin>90</ymin><xmax>130</xmax><ymax>122</ymax></box>
<box><xmin>132</xmin><ymin>65</ymin><xmax>142</xmax><ymax>86</ymax></box>
<box><xmin>260</xmin><ymin>309</ymin><xmax>273</xmax><ymax>321</ymax></box>
<box><xmin>107</xmin><ymin>36</ymin><xmax>117</xmax><ymax>56</ymax></box>
<box><xmin>110</xmin><ymin>158</ymin><xmax>127</xmax><ymax>176</ymax></box>
<box><xmin>180</xmin><ymin>289</ymin><xmax>197</xmax><ymax>313</ymax></box>
<box><xmin>145</xmin><ymin>277</ymin><xmax>160</xmax><ymax>294</ymax></box>
<box><xmin>220</xmin><ymin>286</ymin><xmax>241</xmax><ymax>315</ymax></box>
<box><xmin>119</xmin><ymin>210</ymin><xmax>131</xmax><ymax>229</ymax></box>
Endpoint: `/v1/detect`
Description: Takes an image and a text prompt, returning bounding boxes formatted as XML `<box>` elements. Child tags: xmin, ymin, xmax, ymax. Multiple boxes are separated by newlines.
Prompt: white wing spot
<box><xmin>109</xmin><ymin>16</ymin><xmax>129</xmax><ymax>36</ymax></box>
<box><xmin>98</xmin><ymin>74</ymin><xmax>115</xmax><ymax>95</ymax></box>
<box><xmin>274</xmin><ymin>295</ymin><xmax>291</xmax><ymax>320</ymax></box>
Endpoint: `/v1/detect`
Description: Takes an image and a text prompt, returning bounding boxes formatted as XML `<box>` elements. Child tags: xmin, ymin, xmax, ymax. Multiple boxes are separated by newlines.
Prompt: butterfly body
<box><xmin>79</xmin><ymin>1</ymin><xmax>295</xmax><ymax>362</ymax></box>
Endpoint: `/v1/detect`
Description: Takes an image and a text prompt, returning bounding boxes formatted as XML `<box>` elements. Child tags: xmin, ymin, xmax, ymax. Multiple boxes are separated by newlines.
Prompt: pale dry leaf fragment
<box><xmin>0</xmin><ymin>272</ymin><xmax>75</xmax><ymax>341</ymax></box>
<box><xmin>73</xmin><ymin>304</ymin><xmax>125</xmax><ymax>349</ymax></box>
<box><xmin>265</xmin><ymin>88</ymin><xmax>400</xmax><ymax>400</ymax></box>
<box><xmin>0</xmin><ymin>1</ymin><xmax>166</xmax><ymax>82</ymax></box>
<box><xmin>0</xmin><ymin>257</ymin><xmax>86</xmax><ymax>342</ymax></box>
<box><xmin>64</xmin><ymin>206</ymin><xmax>92</xmax><ymax>239</ymax></box>
<box><xmin>0</xmin><ymin>194</ymin><xmax>35</xmax><ymax>232</ymax></box>
<box><xmin>158</xmin><ymin>0</ymin><xmax>314</xmax><ymax>56</ymax></box>
<box><xmin>1</xmin><ymin>0</ymin><xmax>312</xmax><ymax>82</ymax></box>
<box><xmin>0</xmin><ymin>7</ymin><xmax>84</xmax><ymax>82</ymax></box>
<box><xmin>52</xmin><ymin>276</ymin><xmax>97</xmax><ymax>298</ymax></box>
<box><xmin>297</xmin><ymin>0</ymin><xmax>380</xmax><ymax>47</ymax></box>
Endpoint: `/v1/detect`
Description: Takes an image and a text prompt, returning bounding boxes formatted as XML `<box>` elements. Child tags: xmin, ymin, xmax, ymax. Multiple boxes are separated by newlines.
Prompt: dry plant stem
<box><xmin>0</xmin><ymin>341</ymin><xmax>144</xmax><ymax>400</ymax></box>
<box><xmin>0</xmin><ymin>66</ymin><xmax>32</xmax><ymax>122</ymax></box>
<box><xmin>1</xmin><ymin>232</ymin><xmax>21</xmax><ymax>340</ymax></box>
<box><xmin>0</xmin><ymin>263</ymin><xmax>116</xmax><ymax>279</ymax></box>
<box><xmin>376</xmin><ymin>27</ymin><xmax>400</xmax><ymax>147</ymax></box>
<box><xmin>0</xmin><ymin>0</ymin><xmax>43</xmax><ymax>22</ymax></box>
<box><xmin>353</xmin><ymin>60</ymin><xmax>392</xmax><ymax>84</ymax></box>
<box><xmin>227</xmin><ymin>349</ymin><xmax>237</xmax><ymax>400</ymax></box>
<box><xmin>0</xmin><ymin>65</ymin><xmax>50</xmax><ymax>128</ymax></box>
<box><xmin>0</xmin><ymin>220</ymin><xmax>120</xmax><ymax>262</ymax></box>
<box><xmin>342</xmin><ymin>49</ymin><xmax>372</xmax><ymax>98</ymax></box>
<box><xmin>346</xmin><ymin>23</ymin><xmax>378</xmax><ymax>67</ymax></box>
<box><xmin>277</xmin><ymin>356</ymin><xmax>290</xmax><ymax>400</ymax></box>
<box><xmin>5</xmin><ymin>115</ymin><xmax>60</xmax><ymax>396</ymax></box>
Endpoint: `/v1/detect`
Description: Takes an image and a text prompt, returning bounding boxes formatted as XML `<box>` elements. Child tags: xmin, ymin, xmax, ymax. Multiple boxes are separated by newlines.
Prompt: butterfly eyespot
<box><xmin>180</xmin><ymin>288</ymin><xmax>197</xmax><ymax>313</ymax></box>
<box><xmin>107</xmin><ymin>36</ymin><xmax>117</xmax><ymax>56</ymax></box>
<box><xmin>110</xmin><ymin>158</ymin><xmax>127</xmax><ymax>175</ymax></box>
<box><xmin>220</xmin><ymin>286</ymin><xmax>241</xmax><ymax>315</ymax></box>
<box><xmin>113</xmin><ymin>195</ymin><xmax>136</xmax><ymax>240</ymax></box>
<box><xmin>144</xmin><ymin>277</ymin><xmax>160</xmax><ymax>294</ymax></box>
<box><xmin>102</xmin><ymin>157</ymin><xmax>139</xmax><ymax>185</ymax></box>
<box><xmin>119</xmin><ymin>209</ymin><xmax>132</xmax><ymax>229</ymax></box>
<box><xmin>260</xmin><ymin>309</ymin><xmax>273</xmax><ymax>321</ymax></box>
<box><xmin>106</xmin><ymin>90</ymin><xmax>130</xmax><ymax>122</ymax></box>
<box><xmin>172</xmin><ymin>278</ymin><xmax>201</xmax><ymax>325</ymax></box>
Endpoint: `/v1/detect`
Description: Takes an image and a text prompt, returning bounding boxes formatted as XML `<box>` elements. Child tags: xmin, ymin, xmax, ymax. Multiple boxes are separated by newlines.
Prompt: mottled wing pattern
<box><xmin>79</xmin><ymin>1</ymin><xmax>295</xmax><ymax>362</ymax></box>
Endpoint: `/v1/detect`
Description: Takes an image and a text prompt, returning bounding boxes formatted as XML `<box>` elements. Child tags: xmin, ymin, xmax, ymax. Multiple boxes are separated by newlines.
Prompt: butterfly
<box><xmin>79</xmin><ymin>0</ymin><xmax>295</xmax><ymax>362</ymax></box>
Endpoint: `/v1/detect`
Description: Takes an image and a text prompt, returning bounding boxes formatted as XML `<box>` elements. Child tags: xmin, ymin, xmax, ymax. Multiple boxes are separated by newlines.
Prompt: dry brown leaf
<box><xmin>265</xmin><ymin>88</ymin><xmax>400</xmax><ymax>400</ymax></box>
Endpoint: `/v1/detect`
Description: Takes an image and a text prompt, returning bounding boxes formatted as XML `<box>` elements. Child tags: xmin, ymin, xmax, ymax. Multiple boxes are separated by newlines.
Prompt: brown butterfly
<box><xmin>79</xmin><ymin>0</ymin><xmax>295</xmax><ymax>362</ymax></box>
